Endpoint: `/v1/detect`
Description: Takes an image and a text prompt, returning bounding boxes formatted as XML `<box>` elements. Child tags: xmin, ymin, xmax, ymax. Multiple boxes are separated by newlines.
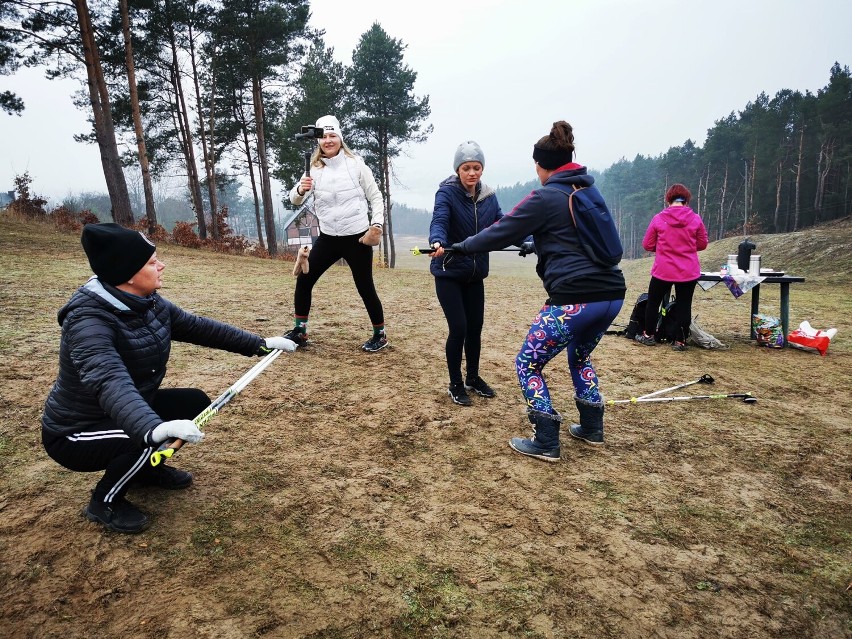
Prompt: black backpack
<box><xmin>542</xmin><ymin>184</ymin><xmax>623</xmax><ymax>267</ymax></box>
<box><xmin>624</xmin><ymin>293</ymin><xmax>679</xmax><ymax>343</ymax></box>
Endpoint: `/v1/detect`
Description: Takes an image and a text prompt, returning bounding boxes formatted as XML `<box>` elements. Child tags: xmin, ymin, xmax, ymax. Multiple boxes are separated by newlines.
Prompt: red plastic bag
<box><xmin>787</xmin><ymin>322</ymin><xmax>836</xmax><ymax>356</ymax></box>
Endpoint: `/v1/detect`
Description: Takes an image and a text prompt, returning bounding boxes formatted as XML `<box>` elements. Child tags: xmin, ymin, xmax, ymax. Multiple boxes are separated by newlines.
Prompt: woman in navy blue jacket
<box><xmin>428</xmin><ymin>141</ymin><xmax>502</xmax><ymax>406</ymax></box>
<box><xmin>449</xmin><ymin>122</ymin><xmax>626</xmax><ymax>462</ymax></box>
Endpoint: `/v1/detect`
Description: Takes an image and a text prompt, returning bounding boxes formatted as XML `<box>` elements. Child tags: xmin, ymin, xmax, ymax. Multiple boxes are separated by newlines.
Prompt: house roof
<box><xmin>281</xmin><ymin>203</ymin><xmax>313</xmax><ymax>230</ymax></box>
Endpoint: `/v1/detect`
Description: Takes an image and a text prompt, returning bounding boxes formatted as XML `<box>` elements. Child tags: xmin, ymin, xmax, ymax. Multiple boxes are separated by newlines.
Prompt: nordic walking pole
<box><xmin>607</xmin><ymin>392</ymin><xmax>757</xmax><ymax>406</ymax></box>
<box><xmin>637</xmin><ymin>374</ymin><xmax>714</xmax><ymax>400</ymax></box>
<box><xmin>410</xmin><ymin>245</ymin><xmax>522</xmax><ymax>256</ymax></box>
<box><xmin>149</xmin><ymin>349</ymin><xmax>285</xmax><ymax>466</ymax></box>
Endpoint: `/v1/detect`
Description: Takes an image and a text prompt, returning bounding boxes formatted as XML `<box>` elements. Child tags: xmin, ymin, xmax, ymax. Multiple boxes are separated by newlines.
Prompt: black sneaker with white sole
<box><xmin>448</xmin><ymin>383</ymin><xmax>472</xmax><ymax>406</ymax></box>
<box><xmin>283</xmin><ymin>326</ymin><xmax>308</xmax><ymax>348</ymax></box>
<box><xmin>362</xmin><ymin>333</ymin><xmax>388</xmax><ymax>352</ymax></box>
<box><xmin>465</xmin><ymin>376</ymin><xmax>495</xmax><ymax>398</ymax></box>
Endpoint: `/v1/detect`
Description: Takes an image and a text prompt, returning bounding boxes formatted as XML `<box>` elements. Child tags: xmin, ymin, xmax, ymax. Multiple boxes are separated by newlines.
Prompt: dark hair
<box><xmin>532</xmin><ymin>121</ymin><xmax>575</xmax><ymax>169</ymax></box>
<box><xmin>665</xmin><ymin>183</ymin><xmax>692</xmax><ymax>205</ymax></box>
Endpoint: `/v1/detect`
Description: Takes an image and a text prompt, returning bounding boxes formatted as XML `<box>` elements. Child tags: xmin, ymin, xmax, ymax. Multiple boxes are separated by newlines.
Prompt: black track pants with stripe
<box><xmin>42</xmin><ymin>388</ymin><xmax>210</xmax><ymax>503</ymax></box>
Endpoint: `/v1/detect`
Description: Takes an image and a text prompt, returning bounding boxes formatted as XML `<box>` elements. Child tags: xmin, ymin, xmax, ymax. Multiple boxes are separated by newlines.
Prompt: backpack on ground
<box><xmin>623</xmin><ymin>293</ymin><xmax>680</xmax><ymax>343</ymax></box>
<box><xmin>543</xmin><ymin>184</ymin><xmax>623</xmax><ymax>266</ymax></box>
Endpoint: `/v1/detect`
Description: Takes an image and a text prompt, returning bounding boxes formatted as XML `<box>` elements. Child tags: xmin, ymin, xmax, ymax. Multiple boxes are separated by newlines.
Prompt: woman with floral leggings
<box><xmin>448</xmin><ymin>121</ymin><xmax>625</xmax><ymax>462</ymax></box>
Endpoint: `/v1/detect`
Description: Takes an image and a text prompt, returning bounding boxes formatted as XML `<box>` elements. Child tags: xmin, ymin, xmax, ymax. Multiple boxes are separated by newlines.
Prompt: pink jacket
<box><xmin>642</xmin><ymin>205</ymin><xmax>708</xmax><ymax>282</ymax></box>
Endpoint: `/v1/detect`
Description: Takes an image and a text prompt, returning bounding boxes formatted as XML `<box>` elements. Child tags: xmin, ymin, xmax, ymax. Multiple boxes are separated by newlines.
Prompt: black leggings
<box><xmin>434</xmin><ymin>277</ymin><xmax>485</xmax><ymax>385</ymax></box>
<box><xmin>644</xmin><ymin>276</ymin><xmax>697</xmax><ymax>343</ymax></box>
<box><xmin>294</xmin><ymin>232</ymin><xmax>384</xmax><ymax>326</ymax></box>
<box><xmin>43</xmin><ymin>388</ymin><xmax>210</xmax><ymax>503</ymax></box>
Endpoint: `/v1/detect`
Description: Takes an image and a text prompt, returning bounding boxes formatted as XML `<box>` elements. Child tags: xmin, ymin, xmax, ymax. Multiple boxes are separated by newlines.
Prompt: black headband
<box><xmin>533</xmin><ymin>144</ymin><xmax>572</xmax><ymax>170</ymax></box>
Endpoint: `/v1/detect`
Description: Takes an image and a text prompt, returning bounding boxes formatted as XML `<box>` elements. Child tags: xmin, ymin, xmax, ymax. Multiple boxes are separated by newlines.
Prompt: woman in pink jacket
<box><xmin>635</xmin><ymin>184</ymin><xmax>708</xmax><ymax>351</ymax></box>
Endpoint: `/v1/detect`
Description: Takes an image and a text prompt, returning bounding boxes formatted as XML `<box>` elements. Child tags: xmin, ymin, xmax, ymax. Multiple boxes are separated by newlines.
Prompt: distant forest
<box><xmin>394</xmin><ymin>63</ymin><xmax>852</xmax><ymax>258</ymax></box>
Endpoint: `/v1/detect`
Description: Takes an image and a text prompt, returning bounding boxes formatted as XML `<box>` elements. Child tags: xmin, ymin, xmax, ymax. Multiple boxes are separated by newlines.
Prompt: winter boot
<box><xmin>568</xmin><ymin>398</ymin><xmax>605</xmax><ymax>445</ymax></box>
<box><xmin>82</xmin><ymin>492</ymin><xmax>151</xmax><ymax>534</ymax></box>
<box><xmin>509</xmin><ymin>411</ymin><xmax>561</xmax><ymax>462</ymax></box>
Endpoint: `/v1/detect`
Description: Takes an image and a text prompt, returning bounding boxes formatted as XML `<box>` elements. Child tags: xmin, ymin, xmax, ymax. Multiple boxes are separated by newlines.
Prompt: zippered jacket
<box><xmin>428</xmin><ymin>175</ymin><xmax>503</xmax><ymax>281</ymax></box>
<box><xmin>289</xmin><ymin>152</ymin><xmax>384</xmax><ymax>236</ymax></box>
<box><xmin>41</xmin><ymin>278</ymin><xmax>264</xmax><ymax>448</ymax></box>
<box><xmin>642</xmin><ymin>205</ymin><xmax>709</xmax><ymax>282</ymax></box>
<box><xmin>456</xmin><ymin>164</ymin><xmax>625</xmax><ymax>302</ymax></box>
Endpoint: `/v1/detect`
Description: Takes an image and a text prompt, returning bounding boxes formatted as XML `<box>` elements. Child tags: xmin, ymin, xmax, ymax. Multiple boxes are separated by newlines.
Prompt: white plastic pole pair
<box><xmin>150</xmin><ymin>348</ymin><xmax>285</xmax><ymax>466</ymax></box>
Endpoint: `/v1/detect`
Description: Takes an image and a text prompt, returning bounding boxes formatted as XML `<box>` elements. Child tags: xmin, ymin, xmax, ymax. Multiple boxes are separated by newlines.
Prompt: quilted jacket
<box><xmin>428</xmin><ymin>175</ymin><xmax>503</xmax><ymax>281</ymax></box>
<box><xmin>41</xmin><ymin>278</ymin><xmax>264</xmax><ymax>448</ymax></box>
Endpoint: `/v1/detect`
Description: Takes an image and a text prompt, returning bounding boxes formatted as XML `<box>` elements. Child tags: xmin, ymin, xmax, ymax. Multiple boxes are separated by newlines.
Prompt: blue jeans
<box><xmin>515</xmin><ymin>300</ymin><xmax>623</xmax><ymax>415</ymax></box>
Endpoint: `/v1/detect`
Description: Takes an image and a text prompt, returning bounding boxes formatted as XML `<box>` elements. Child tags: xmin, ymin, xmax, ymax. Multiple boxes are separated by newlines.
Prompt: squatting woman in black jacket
<box><xmin>41</xmin><ymin>223</ymin><xmax>296</xmax><ymax>534</ymax></box>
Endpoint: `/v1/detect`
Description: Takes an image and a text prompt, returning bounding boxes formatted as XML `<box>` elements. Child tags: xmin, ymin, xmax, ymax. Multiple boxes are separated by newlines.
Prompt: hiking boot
<box><xmin>361</xmin><ymin>332</ymin><xmax>388</xmax><ymax>352</ymax></box>
<box><xmin>509</xmin><ymin>412</ymin><xmax>560</xmax><ymax>462</ymax></box>
<box><xmin>634</xmin><ymin>332</ymin><xmax>656</xmax><ymax>346</ymax></box>
<box><xmin>671</xmin><ymin>341</ymin><xmax>688</xmax><ymax>352</ymax></box>
<box><xmin>130</xmin><ymin>464</ymin><xmax>193</xmax><ymax>490</ymax></box>
<box><xmin>568</xmin><ymin>399</ymin><xmax>605</xmax><ymax>445</ymax></box>
<box><xmin>447</xmin><ymin>383</ymin><xmax>472</xmax><ymax>406</ymax></box>
<box><xmin>82</xmin><ymin>495</ymin><xmax>151</xmax><ymax>534</ymax></box>
<box><xmin>283</xmin><ymin>326</ymin><xmax>308</xmax><ymax>348</ymax></box>
<box><xmin>465</xmin><ymin>376</ymin><xmax>495</xmax><ymax>398</ymax></box>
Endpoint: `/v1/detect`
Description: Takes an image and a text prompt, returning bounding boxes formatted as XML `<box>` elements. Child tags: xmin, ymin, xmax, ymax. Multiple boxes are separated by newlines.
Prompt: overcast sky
<box><xmin>2</xmin><ymin>0</ymin><xmax>851</xmax><ymax>211</ymax></box>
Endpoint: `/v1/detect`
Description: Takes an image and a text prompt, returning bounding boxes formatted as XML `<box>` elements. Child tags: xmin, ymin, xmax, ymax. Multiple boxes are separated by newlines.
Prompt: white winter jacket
<box><xmin>289</xmin><ymin>152</ymin><xmax>384</xmax><ymax>236</ymax></box>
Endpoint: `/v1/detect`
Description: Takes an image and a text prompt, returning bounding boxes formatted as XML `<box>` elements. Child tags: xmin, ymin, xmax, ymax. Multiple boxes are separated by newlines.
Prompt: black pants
<box><xmin>43</xmin><ymin>388</ymin><xmax>210</xmax><ymax>503</ymax></box>
<box><xmin>434</xmin><ymin>277</ymin><xmax>485</xmax><ymax>385</ymax></box>
<box><xmin>644</xmin><ymin>276</ymin><xmax>697</xmax><ymax>343</ymax></box>
<box><xmin>294</xmin><ymin>232</ymin><xmax>384</xmax><ymax>326</ymax></box>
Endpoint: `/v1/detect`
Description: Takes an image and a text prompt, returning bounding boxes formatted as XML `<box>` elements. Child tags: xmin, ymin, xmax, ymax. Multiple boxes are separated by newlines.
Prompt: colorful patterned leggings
<box><xmin>515</xmin><ymin>300</ymin><xmax>623</xmax><ymax>416</ymax></box>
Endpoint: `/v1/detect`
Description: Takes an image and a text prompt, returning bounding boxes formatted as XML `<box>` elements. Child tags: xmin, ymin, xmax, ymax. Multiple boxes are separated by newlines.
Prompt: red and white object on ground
<box><xmin>787</xmin><ymin>321</ymin><xmax>838</xmax><ymax>356</ymax></box>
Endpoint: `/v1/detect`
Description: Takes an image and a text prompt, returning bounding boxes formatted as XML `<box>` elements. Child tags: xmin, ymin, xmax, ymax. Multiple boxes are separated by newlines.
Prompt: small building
<box><xmin>281</xmin><ymin>203</ymin><xmax>320</xmax><ymax>251</ymax></box>
<box><xmin>0</xmin><ymin>190</ymin><xmax>14</xmax><ymax>208</ymax></box>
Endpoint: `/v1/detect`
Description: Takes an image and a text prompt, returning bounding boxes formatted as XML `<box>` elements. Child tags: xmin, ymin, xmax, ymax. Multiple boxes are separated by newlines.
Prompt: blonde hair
<box><xmin>311</xmin><ymin>140</ymin><xmax>357</xmax><ymax>168</ymax></box>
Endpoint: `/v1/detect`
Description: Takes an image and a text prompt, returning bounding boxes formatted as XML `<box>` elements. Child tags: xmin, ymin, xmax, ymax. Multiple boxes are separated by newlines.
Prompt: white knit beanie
<box><xmin>316</xmin><ymin>115</ymin><xmax>343</xmax><ymax>141</ymax></box>
<box><xmin>453</xmin><ymin>140</ymin><xmax>485</xmax><ymax>171</ymax></box>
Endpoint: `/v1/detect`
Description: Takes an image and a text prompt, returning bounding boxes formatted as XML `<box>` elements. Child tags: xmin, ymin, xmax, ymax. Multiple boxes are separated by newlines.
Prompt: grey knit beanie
<box><xmin>453</xmin><ymin>141</ymin><xmax>485</xmax><ymax>171</ymax></box>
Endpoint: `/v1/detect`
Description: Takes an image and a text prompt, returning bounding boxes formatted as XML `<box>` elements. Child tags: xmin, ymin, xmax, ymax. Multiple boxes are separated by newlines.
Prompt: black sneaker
<box><xmin>283</xmin><ymin>326</ymin><xmax>308</xmax><ymax>347</ymax></box>
<box><xmin>634</xmin><ymin>333</ymin><xmax>656</xmax><ymax>346</ymax></box>
<box><xmin>130</xmin><ymin>464</ymin><xmax>193</xmax><ymax>490</ymax></box>
<box><xmin>82</xmin><ymin>496</ymin><xmax>151</xmax><ymax>534</ymax></box>
<box><xmin>448</xmin><ymin>383</ymin><xmax>472</xmax><ymax>406</ymax></box>
<box><xmin>671</xmin><ymin>341</ymin><xmax>688</xmax><ymax>352</ymax></box>
<box><xmin>465</xmin><ymin>376</ymin><xmax>495</xmax><ymax>398</ymax></box>
<box><xmin>362</xmin><ymin>333</ymin><xmax>388</xmax><ymax>352</ymax></box>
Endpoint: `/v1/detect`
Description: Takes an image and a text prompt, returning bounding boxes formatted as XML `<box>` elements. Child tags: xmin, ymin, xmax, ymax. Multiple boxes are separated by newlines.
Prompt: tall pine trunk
<box><xmin>189</xmin><ymin>20</ymin><xmax>218</xmax><ymax>238</ymax></box>
<box><xmin>73</xmin><ymin>0</ymin><xmax>133</xmax><ymax>226</ymax></box>
<box><xmin>252</xmin><ymin>76</ymin><xmax>276</xmax><ymax>256</ymax></box>
<box><xmin>119</xmin><ymin>0</ymin><xmax>156</xmax><ymax>234</ymax></box>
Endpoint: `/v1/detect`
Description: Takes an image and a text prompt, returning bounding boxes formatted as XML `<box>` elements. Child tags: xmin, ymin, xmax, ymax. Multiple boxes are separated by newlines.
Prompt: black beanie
<box><xmin>81</xmin><ymin>223</ymin><xmax>156</xmax><ymax>286</ymax></box>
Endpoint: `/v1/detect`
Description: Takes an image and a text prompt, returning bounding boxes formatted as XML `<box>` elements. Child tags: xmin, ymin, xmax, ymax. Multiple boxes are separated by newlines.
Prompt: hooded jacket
<box><xmin>456</xmin><ymin>164</ymin><xmax>625</xmax><ymax>304</ymax></box>
<box><xmin>642</xmin><ymin>205</ymin><xmax>709</xmax><ymax>282</ymax></box>
<box><xmin>428</xmin><ymin>175</ymin><xmax>503</xmax><ymax>281</ymax></box>
<box><xmin>289</xmin><ymin>151</ymin><xmax>384</xmax><ymax>236</ymax></box>
<box><xmin>41</xmin><ymin>278</ymin><xmax>263</xmax><ymax>448</ymax></box>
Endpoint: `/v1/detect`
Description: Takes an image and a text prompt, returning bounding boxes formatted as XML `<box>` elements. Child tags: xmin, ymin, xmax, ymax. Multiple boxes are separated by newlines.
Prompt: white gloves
<box><xmin>151</xmin><ymin>419</ymin><xmax>205</xmax><ymax>444</ymax></box>
<box><xmin>265</xmin><ymin>336</ymin><xmax>297</xmax><ymax>352</ymax></box>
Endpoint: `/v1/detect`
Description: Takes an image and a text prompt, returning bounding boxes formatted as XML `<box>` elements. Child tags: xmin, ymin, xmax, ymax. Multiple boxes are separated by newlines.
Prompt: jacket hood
<box><xmin>544</xmin><ymin>164</ymin><xmax>595</xmax><ymax>190</ymax></box>
<box><xmin>659</xmin><ymin>205</ymin><xmax>697</xmax><ymax>228</ymax></box>
<box><xmin>438</xmin><ymin>174</ymin><xmax>496</xmax><ymax>203</ymax></box>
<box><xmin>57</xmin><ymin>277</ymin><xmax>155</xmax><ymax>325</ymax></box>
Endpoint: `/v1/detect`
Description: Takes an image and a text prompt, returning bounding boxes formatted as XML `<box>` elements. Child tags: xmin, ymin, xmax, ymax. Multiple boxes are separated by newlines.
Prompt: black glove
<box><xmin>518</xmin><ymin>241</ymin><xmax>535</xmax><ymax>257</ymax></box>
<box><xmin>448</xmin><ymin>242</ymin><xmax>468</xmax><ymax>255</ymax></box>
